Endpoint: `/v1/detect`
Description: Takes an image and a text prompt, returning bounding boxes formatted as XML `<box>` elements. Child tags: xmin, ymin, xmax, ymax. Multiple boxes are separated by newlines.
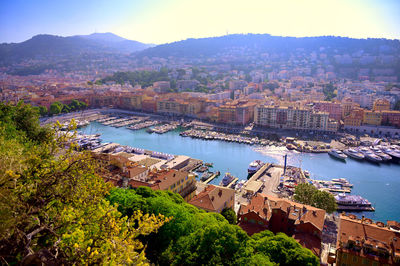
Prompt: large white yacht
<box><xmin>343</xmin><ymin>148</ymin><xmax>364</xmax><ymax>160</ymax></box>
<box><xmin>328</xmin><ymin>149</ymin><xmax>347</xmax><ymax>161</ymax></box>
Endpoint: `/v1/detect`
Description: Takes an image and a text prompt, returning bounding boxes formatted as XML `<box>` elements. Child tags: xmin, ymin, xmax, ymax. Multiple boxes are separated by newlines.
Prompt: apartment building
<box><xmin>313</xmin><ymin>101</ymin><xmax>342</xmax><ymax>121</ymax></box>
<box><xmin>254</xmin><ymin>105</ymin><xmax>330</xmax><ymax>131</ymax></box>
<box><xmin>344</xmin><ymin>108</ymin><xmax>364</xmax><ymax>127</ymax></box>
<box><xmin>335</xmin><ymin>213</ymin><xmax>400</xmax><ymax>266</ymax></box>
<box><xmin>373</xmin><ymin>98</ymin><xmax>391</xmax><ymax>112</ymax></box>
<box><xmin>363</xmin><ymin>110</ymin><xmax>382</xmax><ymax>126</ymax></box>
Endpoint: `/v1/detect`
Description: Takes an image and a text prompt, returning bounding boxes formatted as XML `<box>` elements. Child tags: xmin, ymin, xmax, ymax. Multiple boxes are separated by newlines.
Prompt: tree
<box><xmin>108</xmin><ymin>187</ymin><xmax>319</xmax><ymax>266</ymax></box>
<box><xmin>311</xmin><ymin>190</ymin><xmax>337</xmax><ymax>214</ymax></box>
<box><xmin>250</xmin><ymin>231</ymin><xmax>319</xmax><ymax>266</ymax></box>
<box><xmin>61</xmin><ymin>104</ymin><xmax>70</xmax><ymax>113</ymax></box>
<box><xmin>49</xmin><ymin>102</ymin><xmax>62</xmax><ymax>116</ymax></box>
<box><xmin>294</xmin><ymin>183</ymin><xmax>337</xmax><ymax>213</ymax></box>
<box><xmin>78</xmin><ymin>101</ymin><xmax>88</xmax><ymax>110</ymax></box>
<box><xmin>39</xmin><ymin>105</ymin><xmax>48</xmax><ymax>116</ymax></box>
<box><xmin>68</xmin><ymin>99</ymin><xmax>80</xmax><ymax>111</ymax></box>
<box><xmin>0</xmin><ymin>103</ymin><xmax>169</xmax><ymax>264</ymax></box>
<box><xmin>221</xmin><ymin>207</ymin><xmax>237</xmax><ymax>224</ymax></box>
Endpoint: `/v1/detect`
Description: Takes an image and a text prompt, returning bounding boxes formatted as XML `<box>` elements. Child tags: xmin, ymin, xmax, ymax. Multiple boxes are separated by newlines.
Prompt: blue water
<box><xmin>80</xmin><ymin>122</ymin><xmax>400</xmax><ymax>222</ymax></box>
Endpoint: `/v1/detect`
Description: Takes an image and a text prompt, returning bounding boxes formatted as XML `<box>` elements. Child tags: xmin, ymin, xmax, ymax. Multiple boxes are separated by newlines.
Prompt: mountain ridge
<box><xmin>137</xmin><ymin>33</ymin><xmax>400</xmax><ymax>58</ymax></box>
<box><xmin>0</xmin><ymin>33</ymin><xmax>153</xmax><ymax>64</ymax></box>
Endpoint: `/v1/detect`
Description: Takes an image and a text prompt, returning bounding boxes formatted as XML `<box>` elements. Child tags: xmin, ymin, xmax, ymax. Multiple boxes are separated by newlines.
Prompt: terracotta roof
<box><xmin>149</xmin><ymin>169</ymin><xmax>188</xmax><ymax>191</ymax></box>
<box><xmin>337</xmin><ymin>214</ymin><xmax>400</xmax><ymax>263</ymax></box>
<box><xmin>127</xmin><ymin>165</ymin><xmax>148</xmax><ymax>178</ymax></box>
<box><xmin>189</xmin><ymin>185</ymin><xmax>235</xmax><ymax>212</ymax></box>
<box><xmin>239</xmin><ymin>194</ymin><xmax>326</xmax><ymax>231</ymax></box>
<box><xmin>293</xmin><ymin>233</ymin><xmax>322</xmax><ymax>256</ymax></box>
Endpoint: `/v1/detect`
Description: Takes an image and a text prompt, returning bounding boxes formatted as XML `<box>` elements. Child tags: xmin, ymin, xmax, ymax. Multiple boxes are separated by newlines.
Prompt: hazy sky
<box><xmin>0</xmin><ymin>0</ymin><xmax>399</xmax><ymax>44</ymax></box>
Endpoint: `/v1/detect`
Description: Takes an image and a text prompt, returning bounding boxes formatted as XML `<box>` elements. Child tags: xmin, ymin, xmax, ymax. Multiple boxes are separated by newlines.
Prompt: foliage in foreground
<box><xmin>294</xmin><ymin>183</ymin><xmax>337</xmax><ymax>213</ymax></box>
<box><xmin>0</xmin><ymin>102</ymin><xmax>168</xmax><ymax>265</ymax></box>
<box><xmin>108</xmin><ymin>187</ymin><xmax>319</xmax><ymax>266</ymax></box>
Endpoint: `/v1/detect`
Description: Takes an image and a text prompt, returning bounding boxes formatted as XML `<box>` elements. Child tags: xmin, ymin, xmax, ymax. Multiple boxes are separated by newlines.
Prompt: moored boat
<box><xmin>381</xmin><ymin>147</ymin><xmax>400</xmax><ymax>162</ymax></box>
<box><xmin>343</xmin><ymin>148</ymin><xmax>364</xmax><ymax>160</ymax></box>
<box><xmin>334</xmin><ymin>194</ymin><xmax>375</xmax><ymax>211</ymax></box>
<box><xmin>220</xmin><ymin>172</ymin><xmax>235</xmax><ymax>187</ymax></box>
<box><xmin>328</xmin><ymin>149</ymin><xmax>347</xmax><ymax>161</ymax></box>
<box><xmin>248</xmin><ymin>160</ymin><xmax>264</xmax><ymax>175</ymax></box>
<box><xmin>359</xmin><ymin>148</ymin><xmax>383</xmax><ymax>163</ymax></box>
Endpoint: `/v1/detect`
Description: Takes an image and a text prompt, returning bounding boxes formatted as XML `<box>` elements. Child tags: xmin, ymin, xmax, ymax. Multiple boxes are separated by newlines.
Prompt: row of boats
<box><xmin>180</xmin><ymin>129</ymin><xmax>281</xmax><ymax>146</ymax></box>
<box><xmin>328</xmin><ymin>145</ymin><xmax>400</xmax><ymax>163</ymax></box>
<box><xmin>147</xmin><ymin>122</ymin><xmax>178</xmax><ymax>134</ymax></box>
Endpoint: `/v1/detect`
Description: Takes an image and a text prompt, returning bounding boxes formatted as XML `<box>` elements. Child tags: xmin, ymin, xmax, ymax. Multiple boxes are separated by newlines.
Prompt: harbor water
<box><xmin>80</xmin><ymin>122</ymin><xmax>400</xmax><ymax>222</ymax></box>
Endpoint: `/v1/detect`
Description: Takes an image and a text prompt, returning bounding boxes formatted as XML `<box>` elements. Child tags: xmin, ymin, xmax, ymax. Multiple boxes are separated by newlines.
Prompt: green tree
<box><xmin>68</xmin><ymin>99</ymin><xmax>80</xmax><ymax>111</ymax></box>
<box><xmin>39</xmin><ymin>105</ymin><xmax>48</xmax><ymax>116</ymax></box>
<box><xmin>221</xmin><ymin>207</ymin><xmax>237</xmax><ymax>224</ymax></box>
<box><xmin>61</xmin><ymin>104</ymin><xmax>70</xmax><ymax>113</ymax></box>
<box><xmin>0</xmin><ymin>103</ymin><xmax>168</xmax><ymax>264</ymax></box>
<box><xmin>250</xmin><ymin>231</ymin><xmax>319</xmax><ymax>266</ymax></box>
<box><xmin>78</xmin><ymin>101</ymin><xmax>88</xmax><ymax>110</ymax></box>
<box><xmin>49</xmin><ymin>102</ymin><xmax>62</xmax><ymax>116</ymax></box>
<box><xmin>294</xmin><ymin>183</ymin><xmax>336</xmax><ymax>213</ymax></box>
<box><xmin>108</xmin><ymin>187</ymin><xmax>319</xmax><ymax>266</ymax></box>
<box><xmin>312</xmin><ymin>189</ymin><xmax>337</xmax><ymax>214</ymax></box>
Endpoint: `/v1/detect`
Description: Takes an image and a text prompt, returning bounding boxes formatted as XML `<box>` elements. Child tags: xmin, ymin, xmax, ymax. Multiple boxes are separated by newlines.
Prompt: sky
<box><xmin>0</xmin><ymin>0</ymin><xmax>399</xmax><ymax>44</ymax></box>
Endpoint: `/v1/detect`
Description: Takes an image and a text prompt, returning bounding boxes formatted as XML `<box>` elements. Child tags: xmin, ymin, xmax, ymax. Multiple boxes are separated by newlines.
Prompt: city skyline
<box><xmin>1</xmin><ymin>0</ymin><xmax>400</xmax><ymax>44</ymax></box>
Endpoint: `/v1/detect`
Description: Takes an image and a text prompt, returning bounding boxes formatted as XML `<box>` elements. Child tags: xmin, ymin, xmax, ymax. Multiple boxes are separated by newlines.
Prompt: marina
<box><xmin>78</xmin><ymin>120</ymin><xmax>400</xmax><ymax>222</ymax></box>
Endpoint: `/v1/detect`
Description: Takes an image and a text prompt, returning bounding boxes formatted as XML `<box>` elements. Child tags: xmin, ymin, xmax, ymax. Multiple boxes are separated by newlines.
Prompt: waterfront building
<box><xmin>381</xmin><ymin>110</ymin><xmax>400</xmax><ymax>128</ymax></box>
<box><xmin>313</xmin><ymin>101</ymin><xmax>342</xmax><ymax>121</ymax></box>
<box><xmin>363</xmin><ymin>110</ymin><xmax>382</xmax><ymax>126</ymax></box>
<box><xmin>218</xmin><ymin>101</ymin><xmax>257</xmax><ymax>125</ymax></box>
<box><xmin>335</xmin><ymin>213</ymin><xmax>400</xmax><ymax>266</ymax></box>
<box><xmin>341</xmin><ymin>97</ymin><xmax>360</xmax><ymax>117</ymax></box>
<box><xmin>254</xmin><ymin>104</ymin><xmax>330</xmax><ymax>132</ymax></box>
<box><xmin>141</xmin><ymin>97</ymin><xmax>157</xmax><ymax>113</ymax></box>
<box><xmin>238</xmin><ymin>194</ymin><xmax>326</xmax><ymax>256</ymax></box>
<box><xmin>188</xmin><ymin>184</ymin><xmax>235</xmax><ymax>213</ymax></box>
<box><xmin>344</xmin><ymin>108</ymin><xmax>364</xmax><ymax>127</ymax></box>
<box><xmin>157</xmin><ymin>98</ymin><xmax>182</xmax><ymax>115</ymax></box>
<box><xmin>129</xmin><ymin>168</ymin><xmax>197</xmax><ymax>201</ymax></box>
<box><xmin>218</xmin><ymin>104</ymin><xmax>236</xmax><ymax>124</ymax></box>
<box><xmin>373</xmin><ymin>98</ymin><xmax>391</xmax><ymax>112</ymax></box>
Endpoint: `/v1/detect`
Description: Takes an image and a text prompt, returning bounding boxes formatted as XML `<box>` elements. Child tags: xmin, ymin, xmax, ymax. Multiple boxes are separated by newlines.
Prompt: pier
<box><xmin>203</xmin><ymin>172</ymin><xmax>219</xmax><ymax>184</ymax></box>
<box><xmin>227</xmin><ymin>177</ymin><xmax>238</xmax><ymax>188</ymax></box>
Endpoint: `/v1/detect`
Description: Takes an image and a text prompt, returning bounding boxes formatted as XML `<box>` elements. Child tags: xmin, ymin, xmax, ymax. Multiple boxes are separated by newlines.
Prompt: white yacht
<box><xmin>359</xmin><ymin>147</ymin><xmax>382</xmax><ymax>163</ymax></box>
<box><xmin>343</xmin><ymin>148</ymin><xmax>364</xmax><ymax>160</ymax></box>
<box><xmin>381</xmin><ymin>147</ymin><xmax>400</xmax><ymax>162</ymax></box>
<box><xmin>248</xmin><ymin>160</ymin><xmax>264</xmax><ymax>175</ymax></box>
<box><xmin>328</xmin><ymin>149</ymin><xmax>347</xmax><ymax>161</ymax></box>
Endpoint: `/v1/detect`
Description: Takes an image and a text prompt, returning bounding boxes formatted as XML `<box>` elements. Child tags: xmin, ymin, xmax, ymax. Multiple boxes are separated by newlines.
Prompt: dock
<box><xmin>313</xmin><ymin>179</ymin><xmax>353</xmax><ymax>187</ymax></box>
<box><xmin>227</xmin><ymin>177</ymin><xmax>238</xmax><ymax>188</ymax></box>
<box><xmin>204</xmin><ymin>173</ymin><xmax>219</xmax><ymax>184</ymax></box>
<box><xmin>320</xmin><ymin>187</ymin><xmax>351</xmax><ymax>193</ymax></box>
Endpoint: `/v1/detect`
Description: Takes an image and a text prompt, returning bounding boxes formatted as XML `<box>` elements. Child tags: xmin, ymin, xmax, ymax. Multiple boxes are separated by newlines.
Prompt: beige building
<box><xmin>254</xmin><ymin>105</ymin><xmax>331</xmax><ymax>131</ymax></box>
<box><xmin>189</xmin><ymin>185</ymin><xmax>235</xmax><ymax>213</ymax></box>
